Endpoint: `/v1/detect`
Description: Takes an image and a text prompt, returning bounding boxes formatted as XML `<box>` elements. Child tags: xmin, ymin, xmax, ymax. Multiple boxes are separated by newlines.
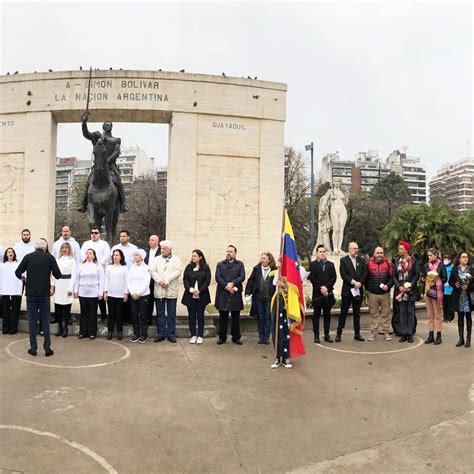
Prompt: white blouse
<box><xmin>75</xmin><ymin>261</ymin><xmax>105</xmax><ymax>298</ymax></box>
<box><xmin>127</xmin><ymin>262</ymin><xmax>151</xmax><ymax>297</ymax></box>
<box><xmin>0</xmin><ymin>261</ymin><xmax>23</xmax><ymax>296</ymax></box>
<box><xmin>54</xmin><ymin>256</ymin><xmax>76</xmax><ymax>305</ymax></box>
<box><xmin>105</xmin><ymin>264</ymin><xmax>129</xmax><ymax>299</ymax></box>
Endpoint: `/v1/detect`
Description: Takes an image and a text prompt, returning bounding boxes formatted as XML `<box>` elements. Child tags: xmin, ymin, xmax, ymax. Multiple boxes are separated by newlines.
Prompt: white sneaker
<box><xmin>196</xmin><ymin>337</ymin><xmax>203</xmax><ymax>344</ymax></box>
<box><xmin>385</xmin><ymin>334</ymin><xmax>392</xmax><ymax>341</ymax></box>
<box><xmin>282</xmin><ymin>359</ymin><xmax>293</xmax><ymax>368</ymax></box>
<box><xmin>368</xmin><ymin>334</ymin><xmax>376</xmax><ymax>341</ymax></box>
<box><xmin>271</xmin><ymin>359</ymin><xmax>280</xmax><ymax>369</ymax></box>
<box><xmin>189</xmin><ymin>336</ymin><xmax>197</xmax><ymax>344</ymax></box>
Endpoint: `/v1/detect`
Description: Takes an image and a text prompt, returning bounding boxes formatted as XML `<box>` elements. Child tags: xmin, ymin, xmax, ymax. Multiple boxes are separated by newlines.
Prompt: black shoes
<box><xmin>55</xmin><ymin>327</ymin><xmax>62</xmax><ymax>337</ymax></box>
<box><xmin>28</xmin><ymin>348</ymin><xmax>37</xmax><ymax>357</ymax></box>
<box><xmin>167</xmin><ymin>337</ymin><xmax>177</xmax><ymax>343</ymax></box>
<box><xmin>139</xmin><ymin>336</ymin><xmax>148</xmax><ymax>344</ymax></box>
<box><xmin>45</xmin><ymin>348</ymin><xmax>54</xmax><ymax>357</ymax></box>
<box><xmin>407</xmin><ymin>335</ymin><xmax>414</xmax><ymax>343</ymax></box>
<box><xmin>154</xmin><ymin>336</ymin><xmax>165</xmax><ymax>343</ymax></box>
<box><xmin>434</xmin><ymin>332</ymin><xmax>442</xmax><ymax>345</ymax></box>
<box><xmin>232</xmin><ymin>339</ymin><xmax>243</xmax><ymax>345</ymax></box>
<box><xmin>117</xmin><ymin>332</ymin><xmax>123</xmax><ymax>341</ymax></box>
<box><xmin>258</xmin><ymin>339</ymin><xmax>264</xmax><ymax>345</ymax></box>
<box><xmin>399</xmin><ymin>335</ymin><xmax>407</xmax><ymax>342</ymax></box>
<box><xmin>130</xmin><ymin>335</ymin><xmax>140</xmax><ymax>343</ymax></box>
<box><xmin>324</xmin><ymin>335</ymin><xmax>333</xmax><ymax>343</ymax></box>
<box><xmin>106</xmin><ymin>333</ymin><xmax>113</xmax><ymax>340</ymax></box>
<box><xmin>313</xmin><ymin>336</ymin><xmax>320</xmax><ymax>344</ymax></box>
<box><xmin>455</xmin><ymin>337</ymin><xmax>465</xmax><ymax>347</ymax></box>
<box><xmin>354</xmin><ymin>334</ymin><xmax>365</xmax><ymax>342</ymax></box>
<box><xmin>465</xmin><ymin>335</ymin><xmax>471</xmax><ymax>348</ymax></box>
<box><xmin>61</xmin><ymin>328</ymin><xmax>68</xmax><ymax>338</ymax></box>
<box><xmin>78</xmin><ymin>334</ymin><xmax>84</xmax><ymax>339</ymax></box>
<box><xmin>89</xmin><ymin>335</ymin><xmax>96</xmax><ymax>340</ymax></box>
<box><xmin>263</xmin><ymin>339</ymin><xmax>270</xmax><ymax>345</ymax></box>
<box><xmin>335</xmin><ymin>334</ymin><xmax>342</xmax><ymax>343</ymax></box>
<box><xmin>216</xmin><ymin>339</ymin><xmax>226</xmax><ymax>345</ymax></box>
<box><xmin>425</xmin><ymin>332</ymin><xmax>434</xmax><ymax>344</ymax></box>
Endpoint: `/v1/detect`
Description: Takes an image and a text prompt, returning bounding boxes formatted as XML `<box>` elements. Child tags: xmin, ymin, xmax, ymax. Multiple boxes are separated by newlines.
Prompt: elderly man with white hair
<box><xmin>149</xmin><ymin>240</ymin><xmax>182</xmax><ymax>343</ymax></box>
<box><xmin>15</xmin><ymin>239</ymin><xmax>62</xmax><ymax>357</ymax></box>
<box><xmin>128</xmin><ymin>249</ymin><xmax>151</xmax><ymax>343</ymax></box>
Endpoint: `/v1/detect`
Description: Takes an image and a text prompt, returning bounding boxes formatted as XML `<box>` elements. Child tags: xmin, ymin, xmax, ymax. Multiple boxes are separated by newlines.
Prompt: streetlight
<box><xmin>305</xmin><ymin>142</ymin><xmax>315</xmax><ymax>247</ymax></box>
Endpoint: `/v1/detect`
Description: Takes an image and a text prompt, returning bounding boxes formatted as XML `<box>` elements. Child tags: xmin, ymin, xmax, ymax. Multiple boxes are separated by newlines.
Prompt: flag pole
<box><xmin>274</xmin><ymin>207</ymin><xmax>286</xmax><ymax>359</ymax></box>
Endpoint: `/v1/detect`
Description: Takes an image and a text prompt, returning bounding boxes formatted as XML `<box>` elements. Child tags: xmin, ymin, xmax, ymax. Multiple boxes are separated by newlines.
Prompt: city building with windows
<box><xmin>319</xmin><ymin>149</ymin><xmax>427</xmax><ymax>203</ymax></box>
<box><xmin>429</xmin><ymin>159</ymin><xmax>474</xmax><ymax>211</ymax></box>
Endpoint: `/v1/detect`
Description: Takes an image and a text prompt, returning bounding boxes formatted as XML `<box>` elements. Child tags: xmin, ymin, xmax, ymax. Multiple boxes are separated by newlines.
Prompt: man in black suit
<box><xmin>144</xmin><ymin>235</ymin><xmax>160</xmax><ymax>325</ymax></box>
<box><xmin>336</xmin><ymin>242</ymin><xmax>368</xmax><ymax>342</ymax></box>
<box><xmin>308</xmin><ymin>244</ymin><xmax>337</xmax><ymax>343</ymax></box>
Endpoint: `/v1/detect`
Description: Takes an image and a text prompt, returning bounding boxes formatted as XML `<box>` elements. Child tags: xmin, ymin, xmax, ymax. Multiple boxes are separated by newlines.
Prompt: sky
<box><xmin>1</xmin><ymin>1</ymin><xmax>472</xmax><ymax>178</ymax></box>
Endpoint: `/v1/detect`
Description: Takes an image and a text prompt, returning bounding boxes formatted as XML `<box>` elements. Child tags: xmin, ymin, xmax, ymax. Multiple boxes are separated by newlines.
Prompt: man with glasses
<box><xmin>80</xmin><ymin>227</ymin><xmax>111</xmax><ymax>322</ymax></box>
<box><xmin>336</xmin><ymin>242</ymin><xmax>368</xmax><ymax>342</ymax></box>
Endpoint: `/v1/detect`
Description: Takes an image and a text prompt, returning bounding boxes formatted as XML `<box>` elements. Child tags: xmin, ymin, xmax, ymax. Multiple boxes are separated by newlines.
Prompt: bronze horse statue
<box><xmin>86</xmin><ymin>137</ymin><xmax>120</xmax><ymax>243</ymax></box>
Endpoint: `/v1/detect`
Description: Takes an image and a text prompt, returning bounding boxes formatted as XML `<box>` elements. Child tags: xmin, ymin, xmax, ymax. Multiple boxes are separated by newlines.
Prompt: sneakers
<box><xmin>384</xmin><ymin>334</ymin><xmax>392</xmax><ymax>341</ymax></box>
<box><xmin>138</xmin><ymin>336</ymin><xmax>148</xmax><ymax>344</ymax></box>
<box><xmin>368</xmin><ymin>334</ymin><xmax>376</xmax><ymax>341</ymax></box>
<box><xmin>196</xmin><ymin>337</ymin><xmax>203</xmax><ymax>344</ymax></box>
<box><xmin>189</xmin><ymin>336</ymin><xmax>197</xmax><ymax>344</ymax></box>
<box><xmin>282</xmin><ymin>359</ymin><xmax>293</xmax><ymax>368</ymax></box>
<box><xmin>271</xmin><ymin>359</ymin><xmax>280</xmax><ymax>369</ymax></box>
<box><xmin>271</xmin><ymin>358</ymin><xmax>292</xmax><ymax>369</ymax></box>
<box><xmin>130</xmin><ymin>335</ymin><xmax>140</xmax><ymax>343</ymax></box>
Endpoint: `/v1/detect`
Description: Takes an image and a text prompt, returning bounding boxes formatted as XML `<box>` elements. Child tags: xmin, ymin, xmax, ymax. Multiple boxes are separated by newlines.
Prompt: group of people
<box><xmin>0</xmin><ymin>227</ymin><xmax>473</xmax><ymax>362</ymax></box>
<box><xmin>308</xmin><ymin>241</ymin><xmax>473</xmax><ymax>348</ymax></box>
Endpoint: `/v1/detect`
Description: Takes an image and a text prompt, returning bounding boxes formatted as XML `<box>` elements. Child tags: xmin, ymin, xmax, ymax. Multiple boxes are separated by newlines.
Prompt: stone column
<box><xmin>166</xmin><ymin>112</ymin><xmax>198</xmax><ymax>258</ymax></box>
<box><xmin>259</xmin><ymin>119</ymin><xmax>285</xmax><ymax>258</ymax></box>
<box><xmin>23</xmin><ymin>112</ymin><xmax>57</xmax><ymax>243</ymax></box>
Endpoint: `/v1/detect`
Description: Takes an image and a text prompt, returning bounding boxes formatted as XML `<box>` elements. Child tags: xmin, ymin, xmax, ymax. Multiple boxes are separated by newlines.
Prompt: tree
<box><xmin>284</xmin><ymin>147</ymin><xmax>311</xmax><ymax>259</ymax></box>
<box><xmin>381</xmin><ymin>198</ymin><xmax>474</xmax><ymax>258</ymax></box>
<box><xmin>370</xmin><ymin>172</ymin><xmax>412</xmax><ymax>220</ymax></box>
<box><xmin>118</xmin><ymin>178</ymin><xmax>166</xmax><ymax>248</ymax></box>
<box><xmin>344</xmin><ymin>192</ymin><xmax>386</xmax><ymax>255</ymax></box>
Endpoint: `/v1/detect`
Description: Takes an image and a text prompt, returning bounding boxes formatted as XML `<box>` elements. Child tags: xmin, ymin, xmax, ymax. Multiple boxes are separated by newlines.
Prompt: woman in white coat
<box><xmin>74</xmin><ymin>248</ymin><xmax>105</xmax><ymax>340</ymax></box>
<box><xmin>54</xmin><ymin>242</ymin><xmax>77</xmax><ymax>337</ymax></box>
<box><xmin>128</xmin><ymin>249</ymin><xmax>151</xmax><ymax>343</ymax></box>
<box><xmin>1</xmin><ymin>248</ymin><xmax>23</xmax><ymax>335</ymax></box>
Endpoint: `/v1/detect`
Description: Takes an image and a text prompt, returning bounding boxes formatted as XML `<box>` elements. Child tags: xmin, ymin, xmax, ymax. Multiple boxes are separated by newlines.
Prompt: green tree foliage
<box><xmin>370</xmin><ymin>172</ymin><xmax>412</xmax><ymax>220</ymax></box>
<box><xmin>381</xmin><ymin>198</ymin><xmax>474</xmax><ymax>257</ymax></box>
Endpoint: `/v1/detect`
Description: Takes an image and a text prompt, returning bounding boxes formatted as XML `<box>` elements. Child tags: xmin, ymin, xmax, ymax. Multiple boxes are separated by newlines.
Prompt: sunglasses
<box><xmin>91</xmin><ymin>231</ymin><xmax>100</xmax><ymax>235</ymax></box>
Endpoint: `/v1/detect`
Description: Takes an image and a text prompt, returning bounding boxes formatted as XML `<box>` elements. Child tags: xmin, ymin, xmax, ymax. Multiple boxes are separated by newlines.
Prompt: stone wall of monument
<box><xmin>0</xmin><ymin>70</ymin><xmax>286</xmax><ymax>271</ymax></box>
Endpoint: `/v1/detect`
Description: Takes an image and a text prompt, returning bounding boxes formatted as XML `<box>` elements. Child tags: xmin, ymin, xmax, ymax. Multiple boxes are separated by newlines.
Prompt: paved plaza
<box><xmin>0</xmin><ymin>317</ymin><xmax>473</xmax><ymax>473</ymax></box>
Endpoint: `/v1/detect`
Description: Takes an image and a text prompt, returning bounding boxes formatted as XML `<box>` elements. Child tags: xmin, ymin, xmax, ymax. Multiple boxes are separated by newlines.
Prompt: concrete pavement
<box><xmin>0</xmin><ymin>317</ymin><xmax>472</xmax><ymax>473</ymax></box>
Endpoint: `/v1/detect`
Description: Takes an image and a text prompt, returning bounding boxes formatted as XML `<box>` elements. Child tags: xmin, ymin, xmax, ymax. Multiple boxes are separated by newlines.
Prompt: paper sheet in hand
<box><xmin>351</xmin><ymin>288</ymin><xmax>360</xmax><ymax>297</ymax></box>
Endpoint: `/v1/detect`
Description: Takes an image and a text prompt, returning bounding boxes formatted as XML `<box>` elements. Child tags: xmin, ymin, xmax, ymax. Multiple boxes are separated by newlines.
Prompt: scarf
<box><xmin>426</xmin><ymin>260</ymin><xmax>444</xmax><ymax>307</ymax></box>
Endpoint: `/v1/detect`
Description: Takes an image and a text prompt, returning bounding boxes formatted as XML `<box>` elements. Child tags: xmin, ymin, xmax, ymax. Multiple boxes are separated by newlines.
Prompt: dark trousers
<box><xmin>399</xmin><ymin>300</ymin><xmax>415</xmax><ymax>336</ymax></box>
<box><xmin>254</xmin><ymin>297</ymin><xmax>271</xmax><ymax>341</ymax></box>
<box><xmin>156</xmin><ymin>298</ymin><xmax>177</xmax><ymax>338</ymax></box>
<box><xmin>2</xmin><ymin>295</ymin><xmax>21</xmax><ymax>334</ymax></box>
<box><xmin>54</xmin><ymin>303</ymin><xmax>71</xmax><ymax>329</ymax></box>
<box><xmin>107</xmin><ymin>297</ymin><xmax>124</xmax><ymax>333</ymax></box>
<box><xmin>457</xmin><ymin>311</ymin><xmax>472</xmax><ymax>336</ymax></box>
<box><xmin>443</xmin><ymin>294</ymin><xmax>455</xmax><ymax>322</ymax></box>
<box><xmin>313</xmin><ymin>305</ymin><xmax>332</xmax><ymax>336</ymax></box>
<box><xmin>98</xmin><ymin>298</ymin><xmax>107</xmax><ymax>318</ymax></box>
<box><xmin>218</xmin><ymin>310</ymin><xmax>241</xmax><ymax>341</ymax></box>
<box><xmin>79</xmin><ymin>297</ymin><xmax>98</xmax><ymax>337</ymax></box>
<box><xmin>123</xmin><ymin>298</ymin><xmax>132</xmax><ymax>324</ymax></box>
<box><xmin>131</xmin><ymin>296</ymin><xmax>149</xmax><ymax>338</ymax></box>
<box><xmin>187</xmin><ymin>299</ymin><xmax>205</xmax><ymax>337</ymax></box>
<box><xmin>147</xmin><ymin>282</ymin><xmax>155</xmax><ymax>324</ymax></box>
<box><xmin>337</xmin><ymin>296</ymin><xmax>362</xmax><ymax>335</ymax></box>
<box><xmin>26</xmin><ymin>296</ymin><xmax>51</xmax><ymax>351</ymax></box>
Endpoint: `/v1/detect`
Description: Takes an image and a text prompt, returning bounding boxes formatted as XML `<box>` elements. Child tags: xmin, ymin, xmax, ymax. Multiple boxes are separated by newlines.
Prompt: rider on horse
<box><xmin>77</xmin><ymin>113</ymin><xmax>128</xmax><ymax>213</ymax></box>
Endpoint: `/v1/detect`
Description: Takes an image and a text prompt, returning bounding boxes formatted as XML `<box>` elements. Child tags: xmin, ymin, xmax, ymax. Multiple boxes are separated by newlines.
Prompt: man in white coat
<box><xmin>52</xmin><ymin>225</ymin><xmax>81</xmax><ymax>266</ymax></box>
<box><xmin>149</xmin><ymin>240</ymin><xmax>182</xmax><ymax>343</ymax></box>
<box><xmin>80</xmin><ymin>226</ymin><xmax>111</xmax><ymax>321</ymax></box>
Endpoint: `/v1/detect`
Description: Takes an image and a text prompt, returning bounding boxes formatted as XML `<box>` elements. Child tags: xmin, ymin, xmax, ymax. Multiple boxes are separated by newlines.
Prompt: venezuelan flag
<box><xmin>279</xmin><ymin>211</ymin><xmax>306</xmax><ymax>357</ymax></box>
